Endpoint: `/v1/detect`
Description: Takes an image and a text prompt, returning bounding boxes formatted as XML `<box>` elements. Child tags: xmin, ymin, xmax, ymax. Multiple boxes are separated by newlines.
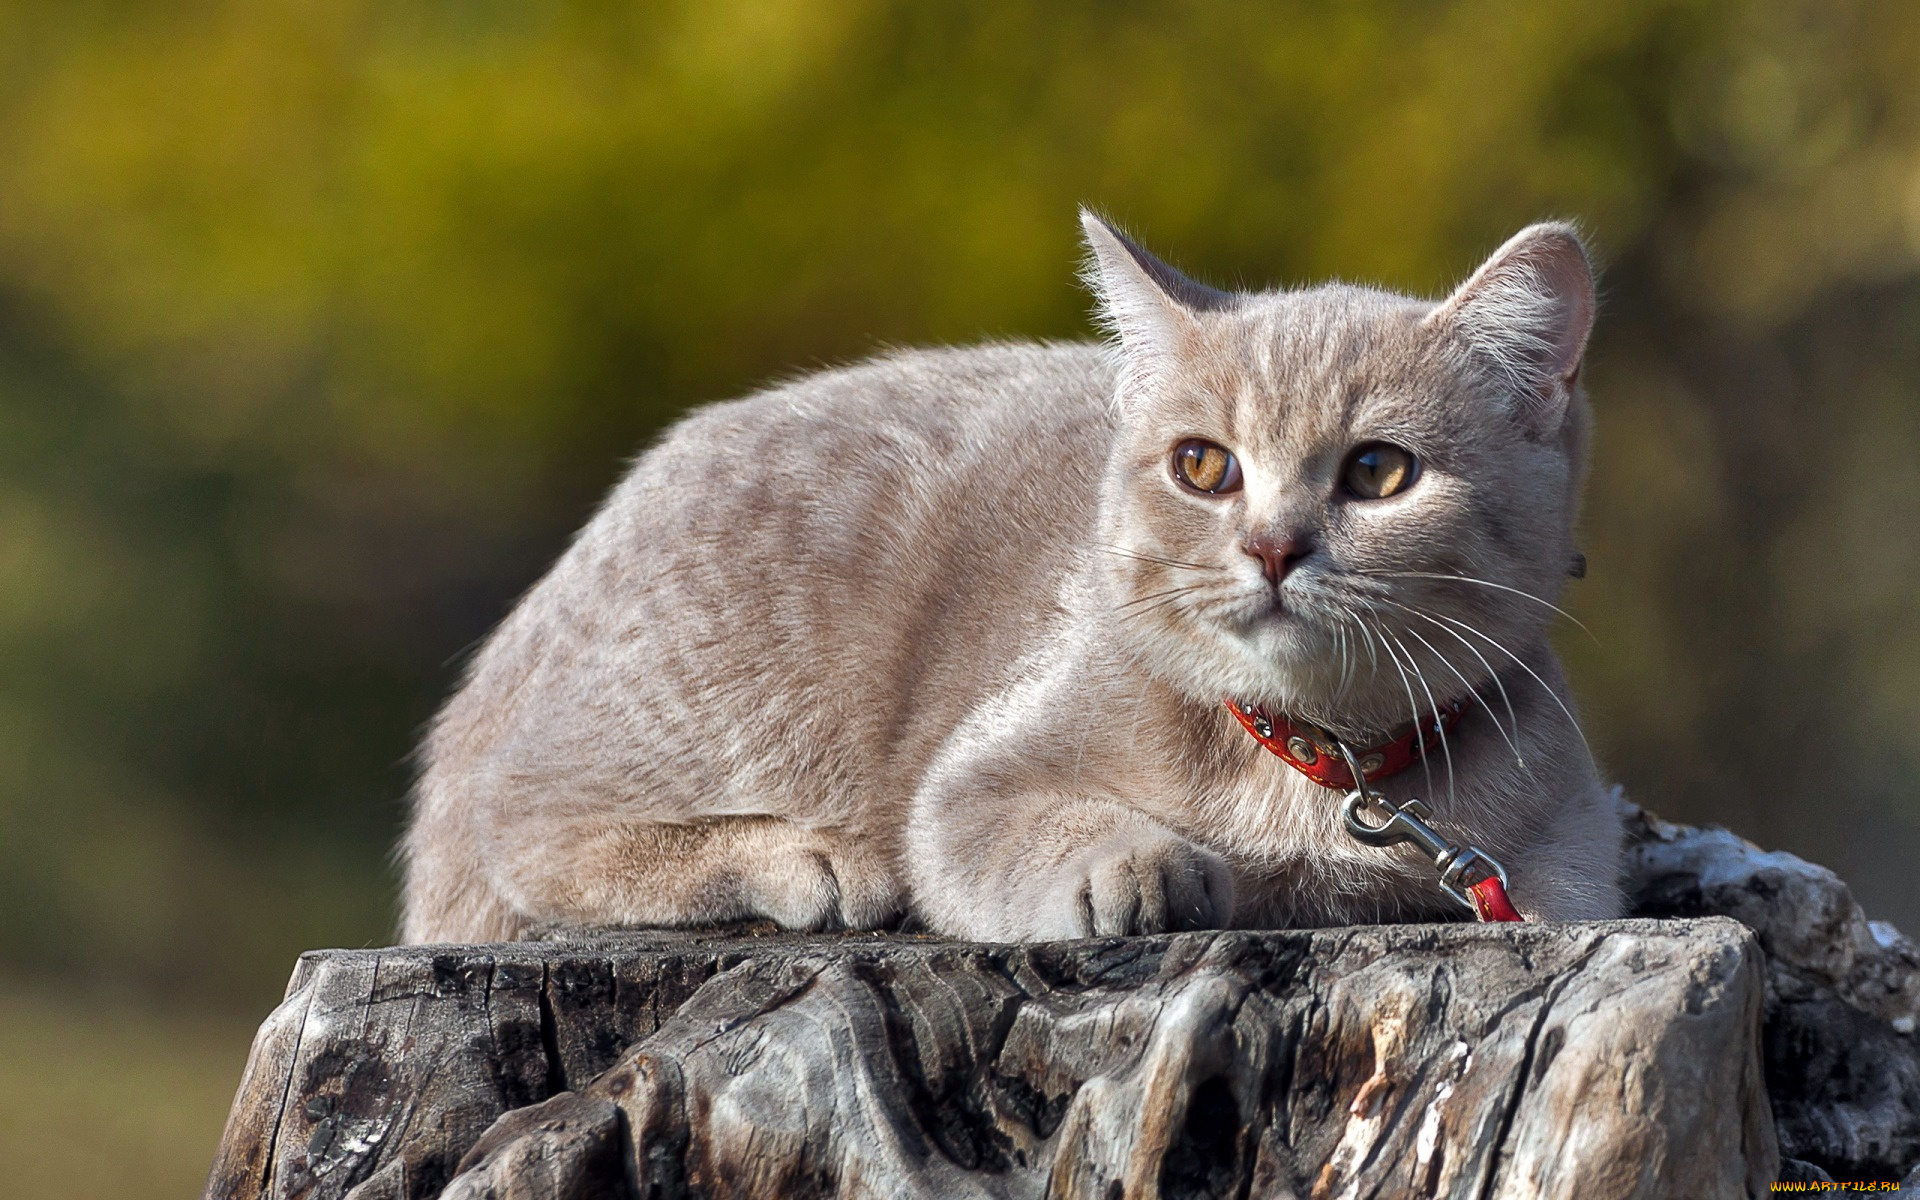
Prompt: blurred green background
<box><xmin>4</xmin><ymin>1</ymin><xmax>1919</xmax><ymax>1193</ymax></box>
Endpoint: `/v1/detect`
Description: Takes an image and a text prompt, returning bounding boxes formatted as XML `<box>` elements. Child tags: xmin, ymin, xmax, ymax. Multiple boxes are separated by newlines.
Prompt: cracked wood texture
<box><xmin>205</xmin><ymin>917</ymin><xmax>1777</xmax><ymax>1200</ymax></box>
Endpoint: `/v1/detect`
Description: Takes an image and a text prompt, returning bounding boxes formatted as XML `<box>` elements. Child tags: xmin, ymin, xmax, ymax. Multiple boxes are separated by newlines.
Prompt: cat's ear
<box><xmin>1427</xmin><ymin>223</ymin><xmax>1595</xmax><ymax>435</ymax></box>
<box><xmin>1079</xmin><ymin>210</ymin><xmax>1231</xmax><ymax>370</ymax></box>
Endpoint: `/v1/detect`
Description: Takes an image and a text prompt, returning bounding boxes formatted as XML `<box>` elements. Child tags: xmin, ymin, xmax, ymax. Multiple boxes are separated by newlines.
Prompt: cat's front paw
<box><xmin>1033</xmin><ymin>829</ymin><xmax>1234</xmax><ymax>939</ymax></box>
<box><xmin>738</xmin><ymin>826</ymin><xmax>903</xmax><ymax>931</ymax></box>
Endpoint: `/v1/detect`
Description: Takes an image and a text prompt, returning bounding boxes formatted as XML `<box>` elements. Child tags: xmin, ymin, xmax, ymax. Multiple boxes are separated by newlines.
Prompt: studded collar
<box><xmin>1223</xmin><ymin>693</ymin><xmax>1475</xmax><ymax>791</ymax></box>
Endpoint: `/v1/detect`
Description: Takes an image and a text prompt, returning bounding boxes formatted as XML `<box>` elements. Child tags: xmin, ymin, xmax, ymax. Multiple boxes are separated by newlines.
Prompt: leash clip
<box><xmin>1334</xmin><ymin>742</ymin><xmax>1516</xmax><ymax>919</ymax></box>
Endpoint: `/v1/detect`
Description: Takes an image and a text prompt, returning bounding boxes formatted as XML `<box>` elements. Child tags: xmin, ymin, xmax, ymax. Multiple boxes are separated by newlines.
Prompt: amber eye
<box><xmin>1343</xmin><ymin>442</ymin><xmax>1418</xmax><ymax>499</ymax></box>
<box><xmin>1171</xmin><ymin>439</ymin><xmax>1243</xmax><ymax>494</ymax></box>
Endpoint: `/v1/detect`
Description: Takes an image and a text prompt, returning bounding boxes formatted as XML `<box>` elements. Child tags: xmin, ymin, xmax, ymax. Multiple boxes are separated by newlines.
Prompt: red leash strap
<box><xmin>1468</xmin><ymin>876</ymin><xmax>1523</xmax><ymax>923</ymax></box>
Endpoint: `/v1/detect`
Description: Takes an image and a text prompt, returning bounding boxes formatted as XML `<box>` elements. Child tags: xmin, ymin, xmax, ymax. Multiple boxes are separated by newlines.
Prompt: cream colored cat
<box><xmin>401</xmin><ymin>212</ymin><xmax>1622</xmax><ymax>944</ymax></box>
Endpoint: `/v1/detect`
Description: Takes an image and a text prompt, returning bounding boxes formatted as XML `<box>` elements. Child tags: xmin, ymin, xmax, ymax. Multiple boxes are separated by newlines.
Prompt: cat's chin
<box><xmin>1223</xmin><ymin>604</ymin><xmax>1345</xmax><ymax>671</ymax></box>
<box><xmin>1152</xmin><ymin>622</ymin><xmax>1346</xmax><ymax>709</ymax></box>
<box><xmin>1152</xmin><ymin>619</ymin><xmax>1417</xmax><ymax>736</ymax></box>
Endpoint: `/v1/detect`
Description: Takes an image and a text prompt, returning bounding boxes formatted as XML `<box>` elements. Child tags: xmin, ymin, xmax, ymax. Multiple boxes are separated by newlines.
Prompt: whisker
<box><xmin>1385</xmin><ymin>602</ymin><xmax>1531</xmax><ymax>778</ymax></box>
<box><xmin>1362</xmin><ymin>611</ymin><xmax>1435</xmax><ymax>802</ymax></box>
<box><xmin>1343</xmin><ymin>611</ymin><xmax>1388</xmax><ymax>727</ymax></box>
<box><xmin>1116</xmin><ymin>596</ymin><xmax>1197</xmax><ymax>622</ymax></box>
<box><xmin>1096</xmin><ymin>544</ymin><xmax>1220</xmax><ymax>572</ymax></box>
<box><xmin>1376</xmin><ymin>598</ymin><xmax>1527</xmax><ymax>767</ymax></box>
<box><xmin>1336</xmin><ymin>614</ymin><xmax>1367</xmax><ymax>698</ymax></box>
<box><xmin>1353</xmin><ymin>611</ymin><xmax>1383</xmax><ymax>677</ymax></box>
<box><xmin>1381</xmin><ymin>621</ymin><xmax>1455</xmax><ymax>809</ymax></box>
<box><xmin>1336</xmin><ymin>608</ymin><xmax>1369</xmax><ymax>707</ymax></box>
<box><xmin>1355</xmin><ymin>611</ymin><xmax>1380</xmax><ymax>673</ymax></box>
<box><xmin>1113</xmin><ymin>584</ymin><xmax>1205</xmax><ymax>612</ymax></box>
<box><xmin>1115</xmin><ymin>586</ymin><xmax>1238</xmax><ymax>624</ymax></box>
<box><xmin>1410</xmin><ymin>604</ymin><xmax>1597</xmax><ymax>772</ymax></box>
<box><xmin>1374</xmin><ymin>570</ymin><xmax>1598</xmax><ymax>644</ymax></box>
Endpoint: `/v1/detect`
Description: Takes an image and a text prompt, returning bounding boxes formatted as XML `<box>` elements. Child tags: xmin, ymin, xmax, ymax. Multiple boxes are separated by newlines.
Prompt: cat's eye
<box><xmin>1171</xmin><ymin>439</ymin><xmax>1243</xmax><ymax>495</ymax></box>
<box><xmin>1343</xmin><ymin>442</ymin><xmax>1418</xmax><ymax>499</ymax></box>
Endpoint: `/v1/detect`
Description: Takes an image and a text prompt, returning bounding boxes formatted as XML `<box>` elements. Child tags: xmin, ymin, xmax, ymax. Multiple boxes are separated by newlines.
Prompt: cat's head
<box><xmin>1082</xmin><ymin>211</ymin><xmax>1594</xmax><ymax>737</ymax></box>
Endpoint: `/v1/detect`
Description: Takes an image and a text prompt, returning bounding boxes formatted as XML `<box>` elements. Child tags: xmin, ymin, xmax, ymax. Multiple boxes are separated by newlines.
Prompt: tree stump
<box><xmin>203</xmin><ymin>803</ymin><xmax>1920</xmax><ymax>1199</ymax></box>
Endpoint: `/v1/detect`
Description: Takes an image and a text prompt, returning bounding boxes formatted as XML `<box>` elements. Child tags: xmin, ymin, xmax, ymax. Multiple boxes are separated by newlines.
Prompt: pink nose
<box><xmin>1244</xmin><ymin>532</ymin><xmax>1310</xmax><ymax>585</ymax></box>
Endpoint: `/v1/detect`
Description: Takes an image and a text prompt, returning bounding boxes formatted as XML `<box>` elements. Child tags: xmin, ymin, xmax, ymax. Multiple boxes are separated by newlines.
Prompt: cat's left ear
<box><xmin>1426</xmin><ymin>223</ymin><xmax>1595</xmax><ymax>436</ymax></box>
<box><xmin>1079</xmin><ymin>209</ymin><xmax>1232</xmax><ymax>374</ymax></box>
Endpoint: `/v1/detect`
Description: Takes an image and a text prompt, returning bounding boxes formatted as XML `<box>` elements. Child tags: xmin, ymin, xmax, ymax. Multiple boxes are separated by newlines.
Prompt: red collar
<box><xmin>1223</xmin><ymin>690</ymin><xmax>1521</xmax><ymax>923</ymax></box>
<box><xmin>1224</xmin><ymin>693</ymin><xmax>1474</xmax><ymax>791</ymax></box>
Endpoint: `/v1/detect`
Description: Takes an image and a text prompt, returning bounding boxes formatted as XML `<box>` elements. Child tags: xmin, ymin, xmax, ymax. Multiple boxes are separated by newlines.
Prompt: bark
<box><xmin>1623</xmin><ymin>804</ymin><xmax>1920</xmax><ymax>1183</ymax></box>
<box><xmin>202</xmin><ymin>802</ymin><xmax>1920</xmax><ymax>1199</ymax></box>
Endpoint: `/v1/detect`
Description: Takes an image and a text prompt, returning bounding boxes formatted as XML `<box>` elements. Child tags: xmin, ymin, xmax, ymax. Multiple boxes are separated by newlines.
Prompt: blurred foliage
<box><xmin>0</xmin><ymin>984</ymin><xmax>254</xmax><ymax>1197</ymax></box>
<box><xmin>1</xmin><ymin>0</ymin><xmax>1918</xmax><ymax>1047</ymax></box>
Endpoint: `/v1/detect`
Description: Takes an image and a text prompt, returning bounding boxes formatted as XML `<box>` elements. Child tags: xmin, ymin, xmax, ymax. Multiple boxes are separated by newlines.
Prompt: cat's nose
<box><xmin>1244</xmin><ymin>532</ymin><xmax>1311</xmax><ymax>586</ymax></box>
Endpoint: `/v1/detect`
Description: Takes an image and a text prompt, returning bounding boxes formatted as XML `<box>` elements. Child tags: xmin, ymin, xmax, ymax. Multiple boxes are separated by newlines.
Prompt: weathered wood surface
<box><xmin>207</xmin><ymin>919</ymin><xmax>1776</xmax><ymax>1200</ymax></box>
<box><xmin>1623</xmin><ymin>806</ymin><xmax>1920</xmax><ymax>1184</ymax></box>
<box><xmin>204</xmin><ymin>803</ymin><xmax>1920</xmax><ymax>1198</ymax></box>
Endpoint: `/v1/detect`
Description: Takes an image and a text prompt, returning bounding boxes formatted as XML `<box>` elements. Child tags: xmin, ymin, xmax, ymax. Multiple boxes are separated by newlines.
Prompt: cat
<box><xmin>400</xmin><ymin>211</ymin><xmax>1623</xmax><ymax>944</ymax></box>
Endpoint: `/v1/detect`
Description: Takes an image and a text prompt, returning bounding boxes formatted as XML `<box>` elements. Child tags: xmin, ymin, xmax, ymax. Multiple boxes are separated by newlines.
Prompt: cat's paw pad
<box><xmin>1056</xmin><ymin>832</ymin><xmax>1233</xmax><ymax>937</ymax></box>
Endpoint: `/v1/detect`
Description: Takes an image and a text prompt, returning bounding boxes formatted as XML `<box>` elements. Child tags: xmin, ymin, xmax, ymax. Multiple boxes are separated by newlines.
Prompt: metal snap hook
<box><xmin>1334</xmin><ymin>739</ymin><xmax>1508</xmax><ymax>916</ymax></box>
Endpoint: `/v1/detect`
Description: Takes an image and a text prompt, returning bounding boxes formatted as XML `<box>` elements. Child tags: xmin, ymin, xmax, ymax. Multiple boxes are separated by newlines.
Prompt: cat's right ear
<box><xmin>1426</xmin><ymin>222</ymin><xmax>1596</xmax><ymax>437</ymax></box>
<box><xmin>1079</xmin><ymin>210</ymin><xmax>1230</xmax><ymax>373</ymax></box>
